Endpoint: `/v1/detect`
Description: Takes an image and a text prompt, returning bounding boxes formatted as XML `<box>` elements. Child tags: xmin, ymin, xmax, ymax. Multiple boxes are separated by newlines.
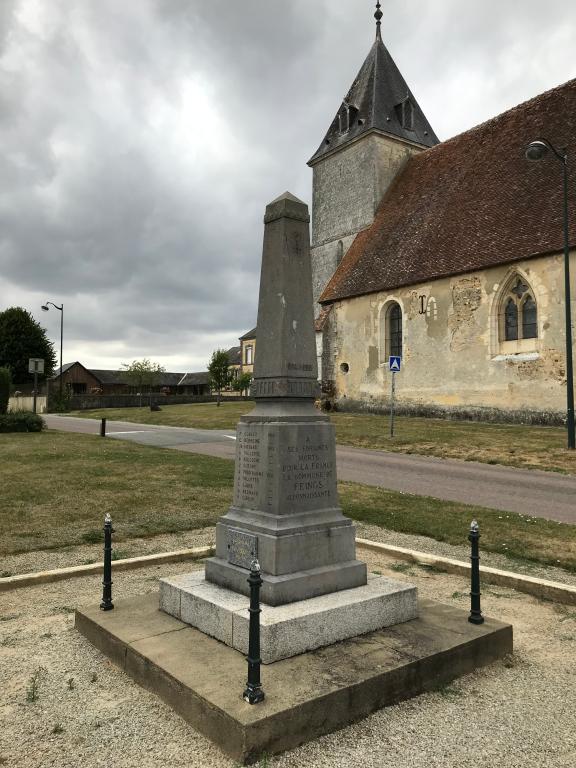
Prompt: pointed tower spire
<box><xmin>308</xmin><ymin>12</ymin><xmax>439</xmax><ymax>164</ymax></box>
<box><xmin>375</xmin><ymin>2</ymin><xmax>383</xmax><ymax>41</ymax></box>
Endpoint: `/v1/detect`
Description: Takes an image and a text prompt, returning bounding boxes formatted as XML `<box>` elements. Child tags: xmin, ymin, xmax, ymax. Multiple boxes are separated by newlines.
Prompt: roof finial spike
<box><xmin>374</xmin><ymin>1</ymin><xmax>383</xmax><ymax>41</ymax></box>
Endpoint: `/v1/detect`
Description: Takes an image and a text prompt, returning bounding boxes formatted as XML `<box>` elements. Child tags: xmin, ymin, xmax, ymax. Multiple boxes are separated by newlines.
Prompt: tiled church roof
<box><xmin>320</xmin><ymin>78</ymin><xmax>576</xmax><ymax>304</ymax></box>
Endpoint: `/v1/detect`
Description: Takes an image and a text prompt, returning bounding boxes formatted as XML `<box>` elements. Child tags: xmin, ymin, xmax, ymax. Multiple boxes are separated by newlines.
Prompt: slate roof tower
<box><xmin>308</xmin><ymin>3</ymin><xmax>439</xmax><ymax>315</ymax></box>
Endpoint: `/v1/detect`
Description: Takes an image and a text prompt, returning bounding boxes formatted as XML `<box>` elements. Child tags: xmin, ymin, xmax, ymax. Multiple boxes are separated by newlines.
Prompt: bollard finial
<box><xmin>251</xmin><ymin>558</ymin><xmax>261</xmax><ymax>573</ymax></box>
<box><xmin>105</xmin><ymin>513</ymin><xmax>112</xmax><ymax>525</ymax></box>
<box><xmin>470</xmin><ymin>519</ymin><xmax>479</xmax><ymax>532</ymax></box>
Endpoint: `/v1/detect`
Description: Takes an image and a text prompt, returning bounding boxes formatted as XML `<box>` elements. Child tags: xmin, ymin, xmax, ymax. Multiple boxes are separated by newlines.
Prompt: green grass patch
<box><xmin>333</xmin><ymin>412</ymin><xmax>576</xmax><ymax>475</ymax></box>
<box><xmin>69</xmin><ymin>402</ymin><xmax>576</xmax><ymax>474</ymax></box>
<box><xmin>70</xmin><ymin>401</ymin><xmax>250</xmax><ymax>430</ymax></box>
<box><xmin>339</xmin><ymin>481</ymin><xmax>576</xmax><ymax>572</ymax></box>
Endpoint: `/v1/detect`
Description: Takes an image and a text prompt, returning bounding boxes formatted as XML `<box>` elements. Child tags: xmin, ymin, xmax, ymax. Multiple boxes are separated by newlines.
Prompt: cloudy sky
<box><xmin>1</xmin><ymin>0</ymin><xmax>575</xmax><ymax>373</ymax></box>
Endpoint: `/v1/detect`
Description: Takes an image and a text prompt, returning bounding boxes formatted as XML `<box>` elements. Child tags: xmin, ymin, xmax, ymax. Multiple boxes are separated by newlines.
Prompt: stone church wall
<box><xmin>310</xmin><ymin>133</ymin><xmax>420</xmax><ymax>312</ymax></box>
<box><xmin>328</xmin><ymin>252</ymin><xmax>576</xmax><ymax>420</ymax></box>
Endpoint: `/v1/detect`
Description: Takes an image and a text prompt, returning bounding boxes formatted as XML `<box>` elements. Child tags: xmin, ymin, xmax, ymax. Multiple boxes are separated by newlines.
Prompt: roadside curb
<box><xmin>0</xmin><ymin>546</ymin><xmax>214</xmax><ymax>593</ymax></box>
<box><xmin>2</xmin><ymin>539</ymin><xmax>575</xmax><ymax>606</ymax></box>
<box><xmin>356</xmin><ymin>539</ymin><xmax>576</xmax><ymax>606</ymax></box>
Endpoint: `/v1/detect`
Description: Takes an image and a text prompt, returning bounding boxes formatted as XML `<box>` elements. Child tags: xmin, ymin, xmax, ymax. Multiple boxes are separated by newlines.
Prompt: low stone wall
<box><xmin>334</xmin><ymin>397</ymin><xmax>566</xmax><ymax>426</ymax></box>
<box><xmin>51</xmin><ymin>394</ymin><xmax>245</xmax><ymax>411</ymax></box>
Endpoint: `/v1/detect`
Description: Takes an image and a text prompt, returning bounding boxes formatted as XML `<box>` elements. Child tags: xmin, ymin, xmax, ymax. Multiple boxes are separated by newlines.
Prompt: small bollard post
<box><xmin>100</xmin><ymin>418</ymin><xmax>106</xmax><ymax>437</ymax></box>
<box><xmin>100</xmin><ymin>513</ymin><xmax>114</xmax><ymax>611</ymax></box>
<box><xmin>468</xmin><ymin>519</ymin><xmax>484</xmax><ymax>625</ymax></box>
<box><xmin>243</xmin><ymin>559</ymin><xmax>265</xmax><ymax>704</ymax></box>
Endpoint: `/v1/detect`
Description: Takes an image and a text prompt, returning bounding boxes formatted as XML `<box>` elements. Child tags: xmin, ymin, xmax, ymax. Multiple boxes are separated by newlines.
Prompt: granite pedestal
<box><xmin>160</xmin><ymin>571</ymin><xmax>418</xmax><ymax>663</ymax></box>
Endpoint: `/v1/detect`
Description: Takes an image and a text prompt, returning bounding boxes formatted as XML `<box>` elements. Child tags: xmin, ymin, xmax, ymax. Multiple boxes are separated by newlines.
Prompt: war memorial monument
<box><xmin>76</xmin><ymin>193</ymin><xmax>513</xmax><ymax>764</ymax></box>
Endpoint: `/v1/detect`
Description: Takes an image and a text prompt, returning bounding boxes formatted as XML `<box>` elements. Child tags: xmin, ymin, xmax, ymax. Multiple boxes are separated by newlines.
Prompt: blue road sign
<box><xmin>389</xmin><ymin>356</ymin><xmax>401</xmax><ymax>372</ymax></box>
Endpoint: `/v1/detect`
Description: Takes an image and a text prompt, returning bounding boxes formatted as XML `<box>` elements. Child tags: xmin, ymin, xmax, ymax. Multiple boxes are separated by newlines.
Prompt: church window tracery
<box><xmin>500</xmin><ymin>276</ymin><xmax>538</xmax><ymax>342</ymax></box>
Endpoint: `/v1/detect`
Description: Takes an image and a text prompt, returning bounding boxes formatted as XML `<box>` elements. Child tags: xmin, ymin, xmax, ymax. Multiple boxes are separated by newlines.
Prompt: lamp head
<box><xmin>525</xmin><ymin>140</ymin><xmax>549</xmax><ymax>161</ymax></box>
<box><xmin>41</xmin><ymin>304</ymin><xmax>49</xmax><ymax>311</ymax></box>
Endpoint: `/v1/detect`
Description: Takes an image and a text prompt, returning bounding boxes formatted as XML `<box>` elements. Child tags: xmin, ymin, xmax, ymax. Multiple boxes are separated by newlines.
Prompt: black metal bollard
<box><xmin>468</xmin><ymin>519</ymin><xmax>484</xmax><ymax>625</ymax></box>
<box><xmin>100</xmin><ymin>513</ymin><xmax>114</xmax><ymax>611</ymax></box>
<box><xmin>243</xmin><ymin>559</ymin><xmax>265</xmax><ymax>704</ymax></box>
<box><xmin>100</xmin><ymin>418</ymin><xmax>106</xmax><ymax>437</ymax></box>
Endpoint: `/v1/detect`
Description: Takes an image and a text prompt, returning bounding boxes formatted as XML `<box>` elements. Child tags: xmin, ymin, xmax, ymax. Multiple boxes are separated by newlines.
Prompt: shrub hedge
<box><xmin>0</xmin><ymin>412</ymin><xmax>45</xmax><ymax>433</ymax></box>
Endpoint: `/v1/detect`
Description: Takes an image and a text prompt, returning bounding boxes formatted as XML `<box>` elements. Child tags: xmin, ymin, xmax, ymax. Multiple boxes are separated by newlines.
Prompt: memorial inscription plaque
<box><xmin>234</xmin><ymin>426</ymin><xmax>265</xmax><ymax>509</ymax></box>
<box><xmin>282</xmin><ymin>436</ymin><xmax>335</xmax><ymax>507</ymax></box>
<box><xmin>227</xmin><ymin>529</ymin><xmax>258</xmax><ymax>570</ymax></box>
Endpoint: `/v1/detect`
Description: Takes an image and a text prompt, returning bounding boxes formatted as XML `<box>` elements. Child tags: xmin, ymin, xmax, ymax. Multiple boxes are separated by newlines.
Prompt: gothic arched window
<box><xmin>500</xmin><ymin>276</ymin><xmax>538</xmax><ymax>342</ymax></box>
<box><xmin>388</xmin><ymin>303</ymin><xmax>403</xmax><ymax>358</ymax></box>
<box><xmin>379</xmin><ymin>302</ymin><xmax>403</xmax><ymax>363</ymax></box>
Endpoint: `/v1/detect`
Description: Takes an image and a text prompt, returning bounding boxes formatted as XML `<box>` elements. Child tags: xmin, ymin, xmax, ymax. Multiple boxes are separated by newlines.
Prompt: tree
<box><xmin>121</xmin><ymin>359</ymin><xmax>166</xmax><ymax>408</ymax></box>
<box><xmin>0</xmin><ymin>307</ymin><xmax>57</xmax><ymax>384</ymax></box>
<box><xmin>208</xmin><ymin>349</ymin><xmax>231</xmax><ymax>406</ymax></box>
<box><xmin>232</xmin><ymin>372</ymin><xmax>252</xmax><ymax>399</ymax></box>
<box><xmin>0</xmin><ymin>367</ymin><xmax>11</xmax><ymax>415</ymax></box>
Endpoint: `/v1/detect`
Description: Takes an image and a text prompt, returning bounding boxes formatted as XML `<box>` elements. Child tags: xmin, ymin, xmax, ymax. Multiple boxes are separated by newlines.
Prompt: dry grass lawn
<box><xmin>1</xmin><ymin>431</ymin><xmax>233</xmax><ymax>556</ymax></box>
<box><xmin>2</xmin><ymin>430</ymin><xmax>576</xmax><ymax>572</ymax></box>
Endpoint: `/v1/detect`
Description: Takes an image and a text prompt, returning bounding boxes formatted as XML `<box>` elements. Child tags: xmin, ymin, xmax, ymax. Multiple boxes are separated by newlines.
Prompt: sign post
<box><xmin>28</xmin><ymin>359</ymin><xmax>45</xmax><ymax>414</ymax></box>
<box><xmin>388</xmin><ymin>356</ymin><xmax>401</xmax><ymax>438</ymax></box>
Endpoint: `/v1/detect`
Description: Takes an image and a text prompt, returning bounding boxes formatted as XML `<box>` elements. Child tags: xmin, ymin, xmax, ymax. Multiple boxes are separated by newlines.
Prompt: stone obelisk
<box><xmin>204</xmin><ymin>192</ymin><xmax>367</xmax><ymax>605</ymax></box>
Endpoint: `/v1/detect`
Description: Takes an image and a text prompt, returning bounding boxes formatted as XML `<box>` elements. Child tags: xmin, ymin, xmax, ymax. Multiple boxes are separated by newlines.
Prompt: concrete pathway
<box><xmin>44</xmin><ymin>414</ymin><xmax>576</xmax><ymax>524</ymax></box>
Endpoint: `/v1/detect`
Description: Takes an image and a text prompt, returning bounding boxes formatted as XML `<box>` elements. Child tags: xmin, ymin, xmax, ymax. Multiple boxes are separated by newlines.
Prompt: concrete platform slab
<box><xmin>159</xmin><ymin>571</ymin><xmax>418</xmax><ymax>662</ymax></box>
<box><xmin>75</xmin><ymin>592</ymin><xmax>512</xmax><ymax>765</ymax></box>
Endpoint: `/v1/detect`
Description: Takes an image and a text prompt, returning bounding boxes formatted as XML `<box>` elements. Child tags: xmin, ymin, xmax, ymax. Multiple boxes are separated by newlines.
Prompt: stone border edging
<box><xmin>2</xmin><ymin>539</ymin><xmax>575</xmax><ymax>606</ymax></box>
<box><xmin>0</xmin><ymin>546</ymin><xmax>214</xmax><ymax>593</ymax></box>
<box><xmin>356</xmin><ymin>538</ymin><xmax>576</xmax><ymax>606</ymax></box>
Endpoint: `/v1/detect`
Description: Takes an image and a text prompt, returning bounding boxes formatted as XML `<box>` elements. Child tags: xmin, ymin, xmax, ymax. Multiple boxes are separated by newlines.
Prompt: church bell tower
<box><xmin>308</xmin><ymin>2</ymin><xmax>439</xmax><ymax>315</ymax></box>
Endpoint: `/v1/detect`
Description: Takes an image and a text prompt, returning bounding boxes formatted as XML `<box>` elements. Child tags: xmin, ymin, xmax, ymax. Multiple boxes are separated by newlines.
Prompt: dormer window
<box><xmin>395</xmin><ymin>97</ymin><xmax>414</xmax><ymax>131</ymax></box>
<box><xmin>338</xmin><ymin>103</ymin><xmax>359</xmax><ymax>134</ymax></box>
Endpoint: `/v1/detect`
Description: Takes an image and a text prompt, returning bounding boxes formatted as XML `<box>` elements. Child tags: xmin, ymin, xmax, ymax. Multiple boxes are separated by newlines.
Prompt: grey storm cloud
<box><xmin>0</xmin><ymin>0</ymin><xmax>575</xmax><ymax>370</ymax></box>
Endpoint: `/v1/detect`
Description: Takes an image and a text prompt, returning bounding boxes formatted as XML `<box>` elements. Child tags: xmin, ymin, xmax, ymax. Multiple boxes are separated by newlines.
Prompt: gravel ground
<box><xmin>1</xmin><ymin>541</ymin><xmax>575</xmax><ymax>767</ymax></box>
<box><xmin>0</xmin><ymin>528</ymin><xmax>215</xmax><ymax>577</ymax></box>
<box><xmin>355</xmin><ymin>522</ymin><xmax>576</xmax><ymax>587</ymax></box>
<box><xmin>4</xmin><ymin>522</ymin><xmax>576</xmax><ymax>589</ymax></box>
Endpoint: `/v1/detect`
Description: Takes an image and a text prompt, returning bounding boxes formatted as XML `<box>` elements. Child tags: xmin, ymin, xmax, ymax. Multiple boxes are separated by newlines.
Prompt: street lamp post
<box><xmin>41</xmin><ymin>302</ymin><xmax>64</xmax><ymax>400</ymax></box>
<box><xmin>526</xmin><ymin>139</ymin><xmax>575</xmax><ymax>449</ymax></box>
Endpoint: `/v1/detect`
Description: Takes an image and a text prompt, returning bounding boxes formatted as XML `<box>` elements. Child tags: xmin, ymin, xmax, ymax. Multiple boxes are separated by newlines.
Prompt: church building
<box><xmin>310</xmin><ymin>5</ymin><xmax>576</xmax><ymax>421</ymax></box>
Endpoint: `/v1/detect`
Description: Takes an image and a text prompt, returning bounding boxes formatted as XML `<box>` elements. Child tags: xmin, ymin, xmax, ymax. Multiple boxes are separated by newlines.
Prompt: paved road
<box><xmin>44</xmin><ymin>414</ymin><xmax>576</xmax><ymax>524</ymax></box>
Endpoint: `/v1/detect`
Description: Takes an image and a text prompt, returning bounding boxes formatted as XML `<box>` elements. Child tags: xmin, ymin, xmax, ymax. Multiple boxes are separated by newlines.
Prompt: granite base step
<box><xmin>159</xmin><ymin>571</ymin><xmax>418</xmax><ymax>663</ymax></box>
